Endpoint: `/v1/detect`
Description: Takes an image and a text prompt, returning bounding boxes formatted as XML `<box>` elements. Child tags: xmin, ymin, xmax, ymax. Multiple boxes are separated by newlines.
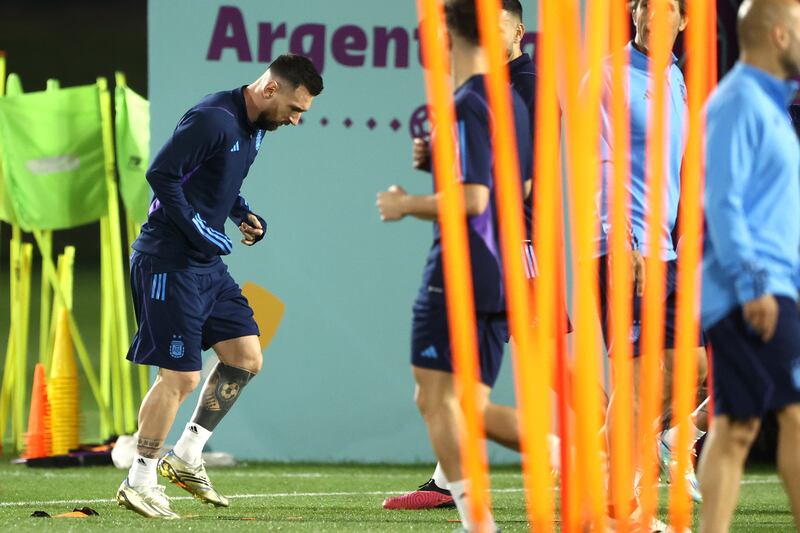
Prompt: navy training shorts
<box><xmin>411</xmin><ymin>302</ymin><xmax>508</xmax><ymax>387</ymax></box>
<box><xmin>597</xmin><ymin>256</ymin><xmax>704</xmax><ymax>357</ymax></box>
<box><xmin>126</xmin><ymin>251</ymin><xmax>260</xmax><ymax>372</ymax></box>
<box><xmin>706</xmin><ymin>296</ymin><xmax>800</xmax><ymax>420</ymax></box>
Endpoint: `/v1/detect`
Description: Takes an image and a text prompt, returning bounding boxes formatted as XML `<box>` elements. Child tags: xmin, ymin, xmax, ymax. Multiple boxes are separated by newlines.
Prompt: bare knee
<box><xmin>461</xmin><ymin>390</ymin><xmax>491</xmax><ymax>418</ymax></box>
<box><xmin>778</xmin><ymin>405</ymin><xmax>800</xmax><ymax>431</ymax></box>
<box><xmin>158</xmin><ymin>370</ymin><xmax>201</xmax><ymax>401</ymax></box>
<box><xmin>726</xmin><ymin>418</ymin><xmax>761</xmax><ymax>455</ymax></box>
<box><xmin>696</xmin><ymin>347</ymin><xmax>709</xmax><ymax>385</ymax></box>
<box><xmin>777</xmin><ymin>406</ymin><xmax>800</xmax><ymax>475</ymax></box>
<box><xmin>414</xmin><ymin>384</ymin><xmax>441</xmax><ymax>417</ymax></box>
<box><xmin>414</xmin><ymin>383</ymin><xmax>459</xmax><ymax>420</ymax></box>
<box><xmin>213</xmin><ymin>336</ymin><xmax>263</xmax><ymax>374</ymax></box>
<box><xmin>238</xmin><ymin>350</ymin><xmax>263</xmax><ymax>375</ymax></box>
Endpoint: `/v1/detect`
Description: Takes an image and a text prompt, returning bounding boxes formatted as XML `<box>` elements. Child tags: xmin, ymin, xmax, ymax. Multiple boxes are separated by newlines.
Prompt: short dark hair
<box><xmin>444</xmin><ymin>0</ymin><xmax>480</xmax><ymax>46</ymax></box>
<box><xmin>268</xmin><ymin>54</ymin><xmax>324</xmax><ymax>96</ymax></box>
<box><xmin>629</xmin><ymin>0</ymin><xmax>687</xmax><ymax>17</ymax></box>
<box><xmin>502</xmin><ymin>0</ymin><xmax>523</xmax><ymax>21</ymax></box>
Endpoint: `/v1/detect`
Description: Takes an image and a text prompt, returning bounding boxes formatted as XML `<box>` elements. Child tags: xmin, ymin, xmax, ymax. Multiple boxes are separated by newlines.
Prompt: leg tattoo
<box><xmin>192</xmin><ymin>362</ymin><xmax>255</xmax><ymax>431</ymax></box>
<box><xmin>137</xmin><ymin>437</ymin><xmax>164</xmax><ymax>459</ymax></box>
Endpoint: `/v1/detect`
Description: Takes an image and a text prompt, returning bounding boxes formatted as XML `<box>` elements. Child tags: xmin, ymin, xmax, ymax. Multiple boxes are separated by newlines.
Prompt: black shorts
<box><xmin>597</xmin><ymin>256</ymin><xmax>704</xmax><ymax>357</ymax></box>
<box><xmin>706</xmin><ymin>296</ymin><xmax>800</xmax><ymax>420</ymax></box>
<box><xmin>126</xmin><ymin>252</ymin><xmax>260</xmax><ymax>372</ymax></box>
<box><xmin>410</xmin><ymin>302</ymin><xmax>508</xmax><ymax>387</ymax></box>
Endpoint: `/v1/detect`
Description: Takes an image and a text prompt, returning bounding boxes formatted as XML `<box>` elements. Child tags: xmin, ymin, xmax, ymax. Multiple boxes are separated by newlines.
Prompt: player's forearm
<box><xmin>147</xmin><ymin>170</ymin><xmax>232</xmax><ymax>255</ymax></box>
<box><xmin>402</xmin><ymin>194</ymin><xmax>439</xmax><ymax>221</ymax></box>
<box><xmin>706</xmin><ymin>204</ymin><xmax>765</xmax><ymax>303</ymax></box>
<box><xmin>228</xmin><ymin>195</ymin><xmax>252</xmax><ymax>224</ymax></box>
<box><xmin>147</xmin><ymin>170</ymin><xmax>196</xmax><ymax>224</ymax></box>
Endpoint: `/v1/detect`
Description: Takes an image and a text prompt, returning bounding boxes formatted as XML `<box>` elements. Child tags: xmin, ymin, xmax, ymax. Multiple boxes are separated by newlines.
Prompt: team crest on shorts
<box><xmin>169</xmin><ymin>335</ymin><xmax>185</xmax><ymax>359</ymax></box>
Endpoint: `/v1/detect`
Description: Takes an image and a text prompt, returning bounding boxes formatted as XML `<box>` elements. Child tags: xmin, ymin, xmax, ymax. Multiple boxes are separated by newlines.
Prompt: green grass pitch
<box><xmin>0</xmin><ymin>461</ymin><xmax>795</xmax><ymax>531</ymax></box>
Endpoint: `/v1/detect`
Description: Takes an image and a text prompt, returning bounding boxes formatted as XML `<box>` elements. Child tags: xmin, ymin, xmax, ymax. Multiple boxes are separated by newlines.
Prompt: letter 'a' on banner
<box><xmin>0</xmin><ymin>84</ymin><xmax>108</xmax><ymax>231</ymax></box>
<box><xmin>415</xmin><ymin>0</ymin><xmax>492</xmax><ymax>530</ymax></box>
<box><xmin>114</xmin><ymin>72</ymin><xmax>151</xmax><ymax>226</ymax></box>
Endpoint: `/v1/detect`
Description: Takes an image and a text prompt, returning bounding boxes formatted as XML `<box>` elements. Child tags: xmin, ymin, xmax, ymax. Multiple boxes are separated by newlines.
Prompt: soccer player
<box><xmin>375</xmin><ymin>0</ymin><xmax>532</xmax><ymax>529</ymax></box>
<box><xmin>595</xmin><ymin>0</ymin><xmax>708</xmax><ymax>513</ymax></box>
<box><xmin>698</xmin><ymin>1</ymin><xmax>800</xmax><ymax>531</ymax></box>
<box><xmin>384</xmin><ymin>0</ymin><xmax>553</xmax><ymax>511</ymax></box>
<box><xmin>115</xmin><ymin>55</ymin><xmax>323</xmax><ymax>519</ymax></box>
<box><xmin>412</xmin><ymin>0</ymin><xmax>533</xmax><ymax>175</ymax></box>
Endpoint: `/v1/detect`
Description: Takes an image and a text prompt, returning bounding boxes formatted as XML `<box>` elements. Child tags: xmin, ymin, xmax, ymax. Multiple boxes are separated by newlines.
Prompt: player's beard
<box><xmin>254</xmin><ymin>111</ymin><xmax>281</xmax><ymax>131</ymax></box>
<box><xmin>778</xmin><ymin>36</ymin><xmax>800</xmax><ymax>79</ymax></box>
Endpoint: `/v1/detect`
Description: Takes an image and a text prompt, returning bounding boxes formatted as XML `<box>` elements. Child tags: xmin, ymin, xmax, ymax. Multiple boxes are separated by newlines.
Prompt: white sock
<box><xmin>128</xmin><ymin>454</ymin><xmax>157</xmax><ymax>487</ymax></box>
<box><xmin>431</xmin><ymin>462</ymin><xmax>448</xmax><ymax>488</ymax></box>
<box><xmin>448</xmin><ymin>479</ymin><xmax>496</xmax><ymax>532</ymax></box>
<box><xmin>663</xmin><ymin>420</ymin><xmax>706</xmax><ymax>450</ymax></box>
<box><xmin>173</xmin><ymin>422</ymin><xmax>212</xmax><ymax>465</ymax></box>
<box><xmin>548</xmin><ymin>434</ymin><xmax>561</xmax><ymax>472</ymax></box>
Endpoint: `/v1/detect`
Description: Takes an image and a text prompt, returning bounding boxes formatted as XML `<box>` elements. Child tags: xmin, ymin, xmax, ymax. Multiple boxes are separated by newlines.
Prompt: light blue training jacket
<box><xmin>702</xmin><ymin>62</ymin><xmax>800</xmax><ymax>329</ymax></box>
<box><xmin>596</xmin><ymin>42</ymin><xmax>688</xmax><ymax>260</ymax></box>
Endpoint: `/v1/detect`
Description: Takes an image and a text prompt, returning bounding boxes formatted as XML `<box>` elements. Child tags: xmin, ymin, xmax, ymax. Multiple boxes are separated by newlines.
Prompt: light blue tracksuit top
<box><xmin>702</xmin><ymin>63</ymin><xmax>800</xmax><ymax>329</ymax></box>
<box><xmin>596</xmin><ymin>42</ymin><xmax>688</xmax><ymax>260</ymax></box>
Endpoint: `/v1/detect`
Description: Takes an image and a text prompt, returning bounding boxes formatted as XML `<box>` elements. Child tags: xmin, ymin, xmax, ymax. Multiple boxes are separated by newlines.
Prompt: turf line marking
<box><xmin>0</xmin><ymin>477</ymin><xmax>781</xmax><ymax>508</ymax></box>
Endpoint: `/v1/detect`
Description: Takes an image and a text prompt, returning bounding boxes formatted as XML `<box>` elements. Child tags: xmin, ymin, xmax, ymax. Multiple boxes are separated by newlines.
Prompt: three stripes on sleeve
<box><xmin>191</xmin><ymin>213</ymin><xmax>233</xmax><ymax>254</ymax></box>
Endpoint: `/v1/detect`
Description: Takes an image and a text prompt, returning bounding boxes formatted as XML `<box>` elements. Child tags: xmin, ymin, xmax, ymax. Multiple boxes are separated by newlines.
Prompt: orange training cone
<box><xmin>24</xmin><ymin>364</ymin><xmax>52</xmax><ymax>459</ymax></box>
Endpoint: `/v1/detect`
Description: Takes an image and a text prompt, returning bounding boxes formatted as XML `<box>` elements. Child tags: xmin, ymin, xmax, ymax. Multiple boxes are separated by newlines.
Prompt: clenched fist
<box><xmin>376</xmin><ymin>185</ymin><xmax>408</xmax><ymax>222</ymax></box>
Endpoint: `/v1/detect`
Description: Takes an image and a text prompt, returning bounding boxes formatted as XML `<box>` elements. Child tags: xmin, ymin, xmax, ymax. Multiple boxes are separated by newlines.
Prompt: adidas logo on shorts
<box><xmin>421</xmin><ymin>346</ymin><xmax>438</xmax><ymax>359</ymax></box>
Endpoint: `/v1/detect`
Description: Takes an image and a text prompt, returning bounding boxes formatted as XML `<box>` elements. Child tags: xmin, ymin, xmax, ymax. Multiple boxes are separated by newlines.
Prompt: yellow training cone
<box><xmin>49</xmin><ymin>309</ymin><xmax>79</xmax><ymax>455</ymax></box>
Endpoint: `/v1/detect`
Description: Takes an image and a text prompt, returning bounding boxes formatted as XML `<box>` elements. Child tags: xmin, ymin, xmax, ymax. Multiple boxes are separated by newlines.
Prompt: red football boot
<box><xmin>382</xmin><ymin>478</ymin><xmax>455</xmax><ymax>510</ymax></box>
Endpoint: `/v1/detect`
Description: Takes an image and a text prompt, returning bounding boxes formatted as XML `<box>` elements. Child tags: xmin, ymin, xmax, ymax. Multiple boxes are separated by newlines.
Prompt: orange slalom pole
<box><xmin>557</xmin><ymin>0</ymin><xmax>608</xmax><ymax>529</ymax></box>
<box><xmin>705</xmin><ymin>0</ymin><xmax>718</xmax><ymax>427</ymax></box>
<box><xmin>668</xmin><ymin>0</ymin><xmax>708</xmax><ymax>530</ymax></box>
<box><xmin>607</xmin><ymin>0</ymin><xmax>635</xmax><ymax>530</ymax></box>
<box><xmin>638</xmin><ymin>0</ymin><xmax>672</xmax><ymax>527</ymax></box>
<box><xmin>535</xmin><ymin>1</ymin><xmax>575</xmax><ymax>530</ymax></box>
<box><xmin>415</xmin><ymin>0</ymin><xmax>491</xmax><ymax>528</ymax></box>
<box><xmin>475</xmin><ymin>0</ymin><xmax>554</xmax><ymax>530</ymax></box>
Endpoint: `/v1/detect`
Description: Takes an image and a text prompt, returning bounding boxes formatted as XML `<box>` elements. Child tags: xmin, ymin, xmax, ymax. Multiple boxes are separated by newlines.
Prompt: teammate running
<box><xmin>376</xmin><ymin>0</ymin><xmax>532</xmax><ymax>529</ymax></box>
<box><xmin>384</xmin><ymin>0</ymin><xmax>564</xmax><ymax>511</ymax></box>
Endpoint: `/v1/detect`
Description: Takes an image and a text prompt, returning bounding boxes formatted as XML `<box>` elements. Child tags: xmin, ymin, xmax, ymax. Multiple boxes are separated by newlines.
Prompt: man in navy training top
<box><xmin>594</xmin><ymin>1</ymin><xmax>709</xmax><ymax>519</ymax></box>
<box><xmin>385</xmin><ymin>0</ymin><xmax>561</xmax><ymax>512</ymax></box>
<box><xmin>116</xmin><ymin>54</ymin><xmax>323</xmax><ymax>519</ymax></box>
<box><xmin>697</xmin><ymin>1</ymin><xmax>800</xmax><ymax>531</ymax></box>
<box><xmin>376</xmin><ymin>0</ymin><xmax>532</xmax><ymax>530</ymax></box>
